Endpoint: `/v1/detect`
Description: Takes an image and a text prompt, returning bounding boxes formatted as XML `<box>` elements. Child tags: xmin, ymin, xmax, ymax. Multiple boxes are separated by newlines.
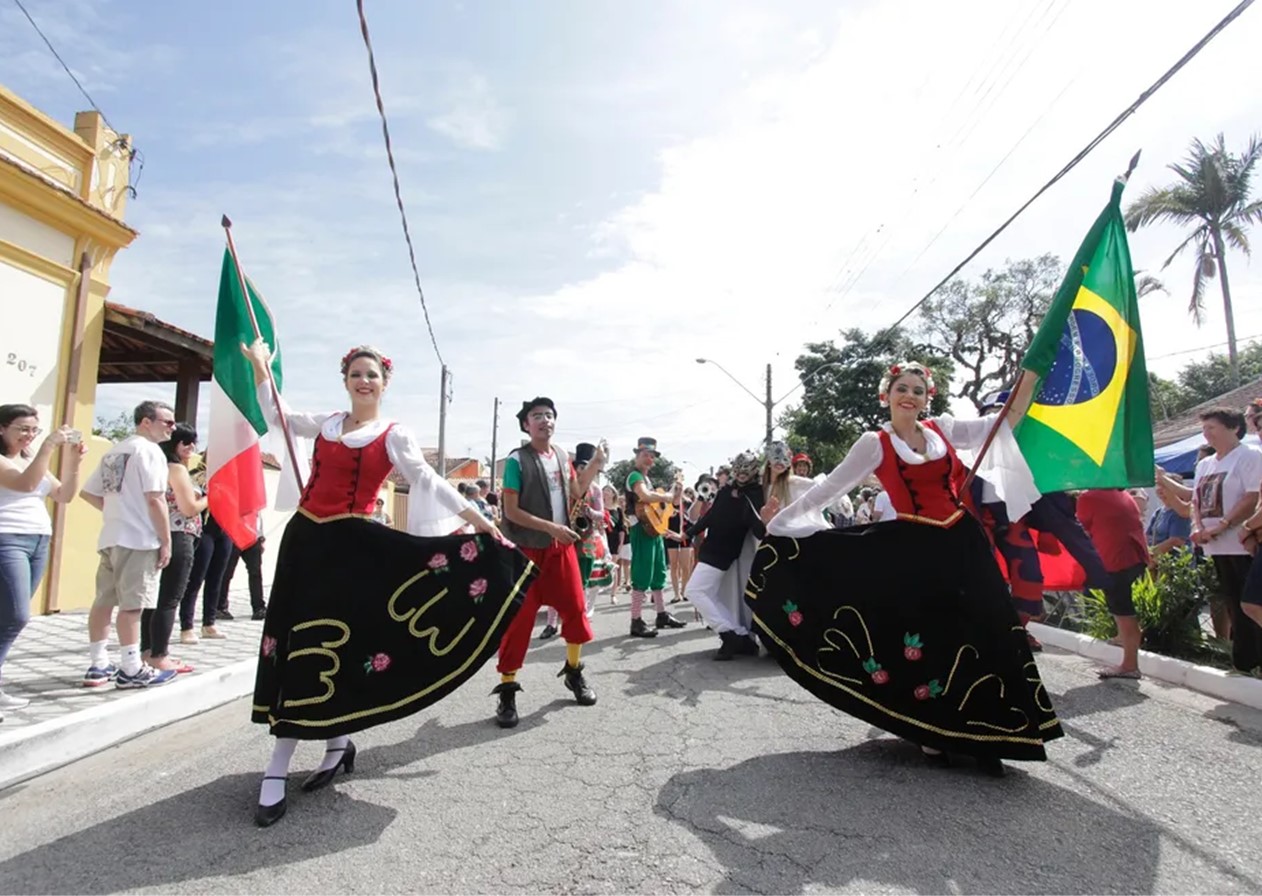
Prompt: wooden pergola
<box><xmin>98</xmin><ymin>302</ymin><xmax>213</xmax><ymax>420</ymax></box>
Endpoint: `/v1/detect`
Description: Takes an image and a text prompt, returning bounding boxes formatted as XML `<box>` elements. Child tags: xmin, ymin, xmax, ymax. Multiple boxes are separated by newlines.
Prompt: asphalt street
<box><xmin>1</xmin><ymin>597</ymin><xmax>1260</xmax><ymax>895</ymax></box>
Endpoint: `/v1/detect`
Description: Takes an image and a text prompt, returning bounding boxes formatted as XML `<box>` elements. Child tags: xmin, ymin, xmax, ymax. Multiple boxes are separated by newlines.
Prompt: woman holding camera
<box><xmin>0</xmin><ymin>404</ymin><xmax>86</xmax><ymax>714</ymax></box>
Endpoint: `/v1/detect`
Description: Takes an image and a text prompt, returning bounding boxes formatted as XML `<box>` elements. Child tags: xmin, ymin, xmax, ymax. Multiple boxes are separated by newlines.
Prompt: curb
<box><xmin>1028</xmin><ymin>622</ymin><xmax>1262</xmax><ymax>711</ymax></box>
<box><xmin>0</xmin><ymin>658</ymin><xmax>257</xmax><ymax>791</ymax></box>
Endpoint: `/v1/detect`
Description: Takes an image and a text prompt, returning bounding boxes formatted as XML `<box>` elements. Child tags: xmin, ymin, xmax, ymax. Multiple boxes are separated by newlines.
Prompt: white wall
<box><xmin>0</xmin><ymin>262</ymin><xmax>66</xmax><ymax>423</ymax></box>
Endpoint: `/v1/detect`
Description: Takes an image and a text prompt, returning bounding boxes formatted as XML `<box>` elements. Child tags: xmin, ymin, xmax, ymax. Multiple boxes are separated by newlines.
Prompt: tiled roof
<box><xmin>1152</xmin><ymin>375</ymin><xmax>1262</xmax><ymax>446</ymax></box>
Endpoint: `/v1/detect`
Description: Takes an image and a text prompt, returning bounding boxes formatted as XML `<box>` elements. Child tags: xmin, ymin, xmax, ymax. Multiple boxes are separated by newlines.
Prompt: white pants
<box><xmin>685</xmin><ymin>536</ymin><xmax>758</xmax><ymax>634</ymax></box>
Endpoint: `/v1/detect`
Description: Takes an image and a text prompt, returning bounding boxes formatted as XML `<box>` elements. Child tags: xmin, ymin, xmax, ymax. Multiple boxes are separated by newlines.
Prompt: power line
<box><xmin>10</xmin><ymin>0</ymin><xmax>114</xmax><ymax>133</ymax></box>
<box><xmin>1147</xmin><ymin>332</ymin><xmax>1262</xmax><ymax>362</ymax></box>
<box><xmin>880</xmin><ymin>0</ymin><xmax>1256</xmax><ymax>336</ymax></box>
<box><xmin>355</xmin><ymin>0</ymin><xmax>446</xmax><ymax>367</ymax></box>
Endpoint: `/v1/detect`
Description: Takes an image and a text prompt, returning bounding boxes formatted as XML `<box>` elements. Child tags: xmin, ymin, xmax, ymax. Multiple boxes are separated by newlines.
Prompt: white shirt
<box><xmin>0</xmin><ymin>459</ymin><xmax>53</xmax><ymax>535</ymax></box>
<box><xmin>1193</xmin><ymin>443</ymin><xmax>1262</xmax><ymax>557</ymax></box>
<box><xmin>873</xmin><ymin>490</ymin><xmax>895</xmax><ymax>522</ymax></box>
<box><xmin>259</xmin><ymin>386</ymin><xmax>472</xmax><ymax>537</ymax></box>
<box><xmin>82</xmin><ymin>435</ymin><xmax>169</xmax><ymax>550</ymax></box>
<box><xmin>768</xmin><ymin>414</ymin><xmax>1038</xmax><ymax>538</ymax></box>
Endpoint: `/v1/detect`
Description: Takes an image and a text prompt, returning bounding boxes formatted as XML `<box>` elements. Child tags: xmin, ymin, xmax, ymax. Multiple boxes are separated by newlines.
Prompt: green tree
<box><xmin>92</xmin><ymin>410</ymin><xmax>133</xmax><ymax>442</ymax></box>
<box><xmin>779</xmin><ymin>328</ymin><xmax>953</xmax><ymax>471</ymax></box>
<box><xmin>916</xmin><ymin>255</ymin><xmax>1061</xmax><ymax>411</ymax></box>
<box><xmin>1125</xmin><ymin>133</ymin><xmax>1262</xmax><ymax>385</ymax></box>
<box><xmin>605</xmin><ymin>455</ymin><xmax>682</xmax><ymax>497</ymax></box>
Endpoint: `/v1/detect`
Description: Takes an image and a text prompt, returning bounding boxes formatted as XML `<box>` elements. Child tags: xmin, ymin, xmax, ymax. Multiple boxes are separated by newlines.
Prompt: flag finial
<box><xmin>221</xmin><ymin>214</ymin><xmax>233</xmax><ymax>229</ymax></box>
<box><xmin>1121</xmin><ymin>150</ymin><xmax>1142</xmax><ymax>183</ymax></box>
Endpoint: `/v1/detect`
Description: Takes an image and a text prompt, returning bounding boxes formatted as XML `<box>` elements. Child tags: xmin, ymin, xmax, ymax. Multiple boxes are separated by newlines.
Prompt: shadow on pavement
<box><xmin>0</xmin><ymin>773</ymin><xmax>396</xmax><ymax>895</ymax></box>
<box><xmin>655</xmin><ymin>742</ymin><xmax>1167</xmax><ymax>895</ymax></box>
<box><xmin>1050</xmin><ymin>680</ymin><xmax>1148</xmax><ymax>720</ymax></box>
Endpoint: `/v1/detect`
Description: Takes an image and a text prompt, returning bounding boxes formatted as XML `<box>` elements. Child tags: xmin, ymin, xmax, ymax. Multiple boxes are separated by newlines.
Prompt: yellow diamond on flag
<box><xmin>1024</xmin><ymin>285</ymin><xmax>1137</xmax><ymax>466</ymax></box>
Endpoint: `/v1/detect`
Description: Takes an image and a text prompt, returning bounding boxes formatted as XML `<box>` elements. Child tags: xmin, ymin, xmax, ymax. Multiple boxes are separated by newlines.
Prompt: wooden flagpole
<box><xmin>221</xmin><ymin>215</ymin><xmax>305</xmax><ymax>497</ymax></box>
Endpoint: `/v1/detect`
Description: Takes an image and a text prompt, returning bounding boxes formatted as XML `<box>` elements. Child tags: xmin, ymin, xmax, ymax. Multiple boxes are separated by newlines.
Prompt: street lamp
<box><xmin>696</xmin><ymin>358</ymin><xmax>845</xmax><ymax>449</ymax></box>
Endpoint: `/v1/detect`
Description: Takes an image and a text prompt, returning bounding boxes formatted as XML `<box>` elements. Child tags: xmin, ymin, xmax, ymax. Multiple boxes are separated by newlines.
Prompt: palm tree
<box><xmin>1125</xmin><ymin>133</ymin><xmax>1262</xmax><ymax>385</ymax></box>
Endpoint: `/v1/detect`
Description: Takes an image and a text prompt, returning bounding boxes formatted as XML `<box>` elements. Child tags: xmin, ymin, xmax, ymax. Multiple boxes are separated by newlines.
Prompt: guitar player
<box><xmin>624</xmin><ymin>437</ymin><xmax>688</xmax><ymax>637</ymax></box>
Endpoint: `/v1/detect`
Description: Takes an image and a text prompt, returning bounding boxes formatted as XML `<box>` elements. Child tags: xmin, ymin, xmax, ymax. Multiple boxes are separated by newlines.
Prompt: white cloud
<box><xmin>426</xmin><ymin>72</ymin><xmax>508</xmax><ymax>151</ymax></box>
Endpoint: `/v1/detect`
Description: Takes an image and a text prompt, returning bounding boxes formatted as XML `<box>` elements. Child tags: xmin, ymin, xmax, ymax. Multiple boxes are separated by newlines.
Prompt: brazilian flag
<box><xmin>1016</xmin><ymin>178</ymin><xmax>1154</xmax><ymax>492</ymax></box>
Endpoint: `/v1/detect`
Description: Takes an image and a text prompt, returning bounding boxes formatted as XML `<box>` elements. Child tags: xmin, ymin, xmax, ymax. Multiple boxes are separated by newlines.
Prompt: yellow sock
<box><xmin>500</xmin><ymin>671</ymin><xmax>517</xmax><ymax>684</ymax></box>
<box><xmin>566</xmin><ymin>643</ymin><xmax>582</xmax><ymax>668</ymax></box>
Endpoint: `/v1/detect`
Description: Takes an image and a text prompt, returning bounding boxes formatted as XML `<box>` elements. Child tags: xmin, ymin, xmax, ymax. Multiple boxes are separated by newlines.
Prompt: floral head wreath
<box><xmin>341</xmin><ymin>346</ymin><xmax>393</xmax><ymax>380</ymax></box>
<box><xmin>878</xmin><ymin>361</ymin><xmax>937</xmax><ymax>408</ymax></box>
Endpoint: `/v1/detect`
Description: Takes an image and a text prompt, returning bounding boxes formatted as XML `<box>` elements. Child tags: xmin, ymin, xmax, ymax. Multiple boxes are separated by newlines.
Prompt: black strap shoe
<box><xmin>558</xmin><ymin>662</ymin><xmax>597</xmax><ymax>705</ymax></box>
<box><xmin>655</xmin><ymin>611</ymin><xmax>686</xmax><ymax>630</ymax></box>
<box><xmin>301</xmin><ymin>740</ymin><xmax>356</xmax><ymax>792</ymax></box>
<box><xmin>491</xmin><ymin>681</ymin><xmax>521</xmax><ymax>728</ymax></box>
<box><xmin>629</xmin><ymin>618</ymin><xmax>658</xmax><ymax>638</ymax></box>
<box><xmin>255</xmin><ymin>776</ymin><xmax>288</xmax><ymax>827</ymax></box>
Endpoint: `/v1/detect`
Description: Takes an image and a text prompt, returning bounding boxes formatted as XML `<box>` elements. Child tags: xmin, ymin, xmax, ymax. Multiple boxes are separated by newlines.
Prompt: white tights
<box><xmin>258</xmin><ymin>735</ymin><xmax>351</xmax><ymax>806</ymax></box>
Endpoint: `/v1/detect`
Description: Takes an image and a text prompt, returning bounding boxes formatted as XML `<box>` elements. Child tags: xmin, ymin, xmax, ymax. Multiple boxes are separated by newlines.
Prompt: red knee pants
<box><xmin>497</xmin><ymin>542</ymin><xmax>592</xmax><ymax>673</ymax></box>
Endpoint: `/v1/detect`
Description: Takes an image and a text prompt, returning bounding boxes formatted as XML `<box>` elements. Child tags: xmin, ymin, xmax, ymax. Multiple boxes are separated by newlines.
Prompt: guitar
<box><xmin>636</xmin><ymin>472</ymin><xmax>684</xmax><ymax>536</ymax></box>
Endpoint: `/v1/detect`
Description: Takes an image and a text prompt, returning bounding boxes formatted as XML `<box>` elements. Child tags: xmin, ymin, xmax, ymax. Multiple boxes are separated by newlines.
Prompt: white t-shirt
<box><xmin>1193</xmin><ymin>443</ymin><xmax>1262</xmax><ymax>557</ymax></box>
<box><xmin>82</xmin><ymin>435</ymin><xmax>169</xmax><ymax>551</ymax></box>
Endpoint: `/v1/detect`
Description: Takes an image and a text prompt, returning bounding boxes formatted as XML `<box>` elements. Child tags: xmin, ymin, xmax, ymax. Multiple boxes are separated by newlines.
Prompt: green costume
<box><xmin>627</xmin><ymin>471</ymin><xmax>668</xmax><ymax>591</ymax></box>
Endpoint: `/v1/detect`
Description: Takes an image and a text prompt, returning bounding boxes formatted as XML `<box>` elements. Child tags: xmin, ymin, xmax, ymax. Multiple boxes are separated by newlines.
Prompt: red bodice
<box><xmin>873</xmin><ymin>422</ymin><xmax>967</xmax><ymax>526</ymax></box>
<box><xmin>299</xmin><ymin>427</ymin><xmax>395</xmax><ymax>519</ymax></box>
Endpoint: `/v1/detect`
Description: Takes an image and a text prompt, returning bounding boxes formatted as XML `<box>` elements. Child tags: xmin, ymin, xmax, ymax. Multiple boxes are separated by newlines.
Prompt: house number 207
<box><xmin>6</xmin><ymin>353</ymin><xmax>38</xmax><ymax>378</ymax></box>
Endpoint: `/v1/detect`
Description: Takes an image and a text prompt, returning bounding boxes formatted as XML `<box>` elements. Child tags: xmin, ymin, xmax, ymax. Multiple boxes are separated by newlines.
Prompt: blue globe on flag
<box><xmin>1037</xmin><ymin>309</ymin><xmax>1117</xmax><ymax>407</ymax></box>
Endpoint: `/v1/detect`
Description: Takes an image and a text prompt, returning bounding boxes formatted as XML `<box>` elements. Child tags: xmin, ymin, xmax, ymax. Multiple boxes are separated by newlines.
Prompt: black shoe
<box><xmin>558</xmin><ymin>662</ymin><xmax>597</xmax><ymax>706</ymax></box>
<box><xmin>714</xmin><ymin>631</ymin><xmax>736</xmax><ymax>661</ymax></box>
<box><xmin>537</xmin><ymin>624</ymin><xmax>558</xmax><ymax>641</ymax></box>
<box><xmin>629</xmin><ymin>618</ymin><xmax>658</xmax><ymax>638</ymax></box>
<box><xmin>254</xmin><ymin>776</ymin><xmax>288</xmax><ymax>827</ymax></box>
<box><xmin>655</xmin><ymin>611</ymin><xmax>686</xmax><ymax>630</ymax></box>
<box><xmin>300</xmin><ymin>740</ymin><xmax>356</xmax><ymax>792</ymax></box>
<box><xmin>251</xmin><ymin>607</ymin><xmax>267</xmax><ymax>621</ymax></box>
<box><xmin>978</xmin><ymin>756</ymin><xmax>1005</xmax><ymax>778</ymax></box>
<box><xmin>217</xmin><ymin>609</ymin><xmax>235</xmax><ymax>621</ymax></box>
<box><xmin>492</xmin><ymin>681</ymin><xmax>521</xmax><ymax>728</ymax></box>
<box><xmin>736</xmin><ymin>634</ymin><xmax>760</xmax><ymax>656</ymax></box>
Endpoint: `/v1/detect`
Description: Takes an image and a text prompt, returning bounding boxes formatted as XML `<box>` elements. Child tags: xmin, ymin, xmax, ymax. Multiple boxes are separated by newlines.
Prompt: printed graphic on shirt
<box><xmin>1197</xmin><ymin>472</ymin><xmax>1226</xmax><ymax>519</ymax></box>
<box><xmin>100</xmin><ymin>454</ymin><xmax>130</xmax><ymax>494</ymax></box>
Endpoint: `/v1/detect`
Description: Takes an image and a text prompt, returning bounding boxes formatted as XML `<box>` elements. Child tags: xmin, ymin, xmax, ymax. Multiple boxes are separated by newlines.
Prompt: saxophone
<box><xmin>568</xmin><ymin>439</ymin><xmax>607</xmax><ymax>536</ymax></box>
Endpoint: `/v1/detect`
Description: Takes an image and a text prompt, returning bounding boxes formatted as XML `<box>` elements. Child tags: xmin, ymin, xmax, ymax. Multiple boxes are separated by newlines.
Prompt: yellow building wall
<box><xmin>0</xmin><ymin>84</ymin><xmax>136</xmax><ymax>614</ymax></box>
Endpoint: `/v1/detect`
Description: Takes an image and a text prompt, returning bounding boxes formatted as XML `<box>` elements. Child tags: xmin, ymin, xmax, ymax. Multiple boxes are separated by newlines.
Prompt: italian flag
<box><xmin>207</xmin><ymin>248</ymin><xmax>283</xmax><ymax>549</ymax></box>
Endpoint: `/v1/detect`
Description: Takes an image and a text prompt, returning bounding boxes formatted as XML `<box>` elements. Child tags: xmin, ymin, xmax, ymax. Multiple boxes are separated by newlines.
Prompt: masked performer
<box><xmin>685</xmin><ymin>451</ymin><xmax>766</xmax><ymax>660</ymax></box>
<box><xmin>763</xmin><ymin>440</ymin><xmax>814</xmax><ymax>512</ymax></box>
<box><xmin>243</xmin><ymin>340</ymin><xmax>528</xmax><ymax>827</ymax></box>
<box><xmin>494</xmin><ymin>400</ymin><xmax>603</xmax><ymax>728</ymax></box>
<box><xmin>625</xmin><ymin>438</ymin><xmax>687</xmax><ymax>637</ymax></box>
<box><xmin>749</xmin><ymin>362</ymin><xmax>1060</xmax><ymax>776</ymax></box>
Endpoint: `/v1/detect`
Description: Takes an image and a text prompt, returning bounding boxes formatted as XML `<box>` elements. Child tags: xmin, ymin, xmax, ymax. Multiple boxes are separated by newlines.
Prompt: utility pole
<box><xmin>436</xmin><ymin>364</ymin><xmax>450</xmax><ymax>477</ymax></box>
<box><xmin>489</xmin><ymin>397</ymin><xmax>500</xmax><ymax>489</ymax></box>
<box><xmin>764</xmin><ymin>362</ymin><xmax>773</xmax><ymax>451</ymax></box>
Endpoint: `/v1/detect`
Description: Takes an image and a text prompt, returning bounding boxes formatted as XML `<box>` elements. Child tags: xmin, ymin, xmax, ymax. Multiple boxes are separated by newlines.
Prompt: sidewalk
<box><xmin>0</xmin><ymin>587</ymin><xmax>264</xmax><ymax>790</ymax></box>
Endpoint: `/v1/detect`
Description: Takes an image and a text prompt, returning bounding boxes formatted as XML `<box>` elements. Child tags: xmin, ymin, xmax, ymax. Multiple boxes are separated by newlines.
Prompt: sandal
<box><xmin>1097</xmin><ymin>667</ymin><xmax>1141</xmax><ymax>680</ymax></box>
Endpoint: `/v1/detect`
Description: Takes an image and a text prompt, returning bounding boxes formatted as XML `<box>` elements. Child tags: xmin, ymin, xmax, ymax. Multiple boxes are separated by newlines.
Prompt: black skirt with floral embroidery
<box><xmin>251</xmin><ymin>513</ymin><xmax>533</xmax><ymax>739</ymax></box>
<box><xmin>745</xmin><ymin>515</ymin><xmax>1063</xmax><ymax>761</ymax></box>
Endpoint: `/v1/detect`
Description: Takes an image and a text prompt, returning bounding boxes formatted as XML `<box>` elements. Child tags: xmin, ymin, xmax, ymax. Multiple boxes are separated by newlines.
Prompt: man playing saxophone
<box><xmin>493</xmin><ymin>398</ymin><xmax>605</xmax><ymax>728</ymax></box>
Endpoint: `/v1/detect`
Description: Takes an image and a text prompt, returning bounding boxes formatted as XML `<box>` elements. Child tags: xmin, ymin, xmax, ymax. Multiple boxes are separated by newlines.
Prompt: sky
<box><xmin>3</xmin><ymin>0</ymin><xmax>1261</xmax><ymax>481</ymax></box>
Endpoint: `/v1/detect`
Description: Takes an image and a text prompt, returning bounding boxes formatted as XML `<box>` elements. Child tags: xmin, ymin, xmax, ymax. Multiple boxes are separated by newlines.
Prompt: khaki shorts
<box><xmin>94</xmin><ymin>546</ymin><xmax>160</xmax><ymax>611</ymax></box>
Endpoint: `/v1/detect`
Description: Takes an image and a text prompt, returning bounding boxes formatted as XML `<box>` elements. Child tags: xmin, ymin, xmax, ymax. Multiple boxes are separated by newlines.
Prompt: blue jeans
<box><xmin>0</xmin><ymin>533</ymin><xmax>49</xmax><ymax>679</ymax></box>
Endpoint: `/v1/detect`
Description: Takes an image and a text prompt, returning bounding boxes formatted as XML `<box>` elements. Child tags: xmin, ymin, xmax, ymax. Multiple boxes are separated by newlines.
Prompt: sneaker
<box><xmin>83</xmin><ymin>664</ymin><xmax>119</xmax><ymax>687</ymax></box>
<box><xmin>115</xmin><ymin>665</ymin><xmax>178</xmax><ymax>689</ymax></box>
<box><xmin>179</xmin><ymin>629</ymin><xmax>199</xmax><ymax>645</ymax></box>
<box><xmin>201</xmin><ymin>626</ymin><xmax>227</xmax><ymax>640</ymax></box>
<box><xmin>0</xmin><ymin>690</ymin><xmax>30</xmax><ymax>711</ymax></box>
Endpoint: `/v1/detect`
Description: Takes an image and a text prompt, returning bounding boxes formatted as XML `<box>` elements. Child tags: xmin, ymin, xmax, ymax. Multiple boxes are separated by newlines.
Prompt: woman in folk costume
<box><xmin>685</xmin><ymin>451</ymin><xmax>767</xmax><ymax>660</ymax></box>
<box><xmin>242</xmin><ymin>340</ymin><xmax>530</xmax><ymax>827</ymax></box>
<box><xmin>749</xmin><ymin>362</ymin><xmax>1061</xmax><ymax>776</ymax></box>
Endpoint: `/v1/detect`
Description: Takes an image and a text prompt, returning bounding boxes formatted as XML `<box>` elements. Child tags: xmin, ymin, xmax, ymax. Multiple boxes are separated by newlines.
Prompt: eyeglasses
<box><xmin>527</xmin><ymin>412</ymin><xmax>555</xmax><ymax>422</ymax></box>
<box><xmin>150</xmin><ymin>418</ymin><xmax>177</xmax><ymax>428</ymax></box>
<box><xmin>7</xmin><ymin>425</ymin><xmax>40</xmax><ymax>436</ymax></box>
